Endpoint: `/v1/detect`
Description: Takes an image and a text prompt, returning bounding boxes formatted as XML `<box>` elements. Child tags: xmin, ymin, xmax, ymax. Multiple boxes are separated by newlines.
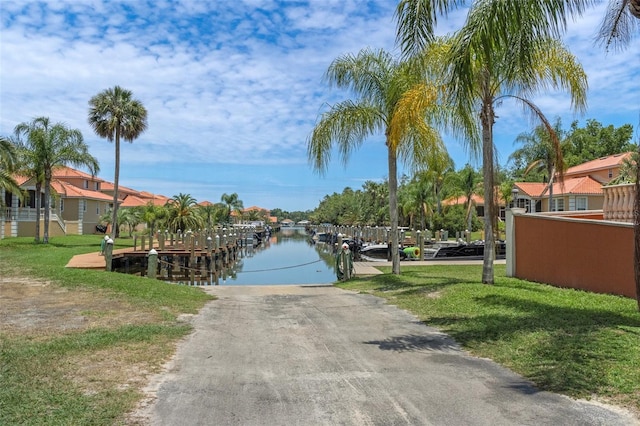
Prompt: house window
<box><xmin>96</xmin><ymin>205</ymin><xmax>100</xmax><ymax>214</ymax></box>
<box><xmin>608</xmin><ymin>168</ymin><xmax>613</xmax><ymax>179</ymax></box>
<box><xmin>551</xmin><ymin>198</ymin><xmax>565</xmax><ymax>212</ymax></box>
<box><xmin>84</xmin><ymin>180</ymin><xmax>89</xmax><ymax>189</ymax></box>
<box><xmin>576</xmin><ymin>197</ymin><xmax>587</xmax><ymax>211</ymax></box>
<box><xmin>95</xmin><ymin>182</ymin><xmax>100</xmax><ymax>190</ymax></box>
<box><xmin>84</xmin><ymin>201</ymin><xmax>87</xmax><ymax>212</ymax></box>
<box><xmin>60</xmin><ymin>199</ymin><xmax>64</xmax><ymax>212</ymax></box>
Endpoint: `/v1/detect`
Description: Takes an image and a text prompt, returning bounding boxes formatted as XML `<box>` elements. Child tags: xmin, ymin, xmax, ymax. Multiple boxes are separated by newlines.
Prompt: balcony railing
<box><xmin>2</xmin><ymin>207</ymin><xmax>45</xmax><ymax>221</ymax></box>
<box><xmin>603</xmin><ymin>183</ymin><xmax>635</xmax><ymax>222</ymax></box>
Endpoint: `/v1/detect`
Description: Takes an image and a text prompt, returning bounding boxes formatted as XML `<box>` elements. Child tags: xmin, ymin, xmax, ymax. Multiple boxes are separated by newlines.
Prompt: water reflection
<box><xmin>223</xmin><ymin>227</ymin><xmax>338</xmax><ymax>285</ymax></box>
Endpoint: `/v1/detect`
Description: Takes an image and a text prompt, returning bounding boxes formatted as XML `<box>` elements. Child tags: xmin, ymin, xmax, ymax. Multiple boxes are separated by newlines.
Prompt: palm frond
<box><xmin>597</xmin><ymin>0</ymin><xmax>638</xmax><ymax>51</ymax></box>
<box><xmin>307</xmin><ymin>101</ymin><xmax>382</xmax><ymax>174</ymax></box>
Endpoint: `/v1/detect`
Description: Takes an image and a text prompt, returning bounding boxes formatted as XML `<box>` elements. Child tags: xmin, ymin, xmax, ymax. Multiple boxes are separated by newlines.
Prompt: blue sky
<box><xmin>1</xmin><ymin>1</ymin><xmax>638</xmax><ymax>211</ymax></box>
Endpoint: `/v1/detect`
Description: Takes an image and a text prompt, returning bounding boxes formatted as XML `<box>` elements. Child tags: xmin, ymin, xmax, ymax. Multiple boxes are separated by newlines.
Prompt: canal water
<box><xmin>222</xmin><ymin>227</ymin><xmax>338</xmax><ymax>285</ymax></box>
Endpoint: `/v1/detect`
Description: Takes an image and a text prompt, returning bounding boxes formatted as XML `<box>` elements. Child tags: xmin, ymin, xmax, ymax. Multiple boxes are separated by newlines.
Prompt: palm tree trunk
<box><xmin>43</xmin><ymin>178</ymin><xmax>51</xmax><ymax>243</ymax></box>
<box><xmin>480</xmin><ymin>96</ymin><xmax>496</xmax><ymax>284</ymax></box>
<box><xmin>34</xmin><ymin>181</ymin><xmax>41</xmax><ymax>243</ymax></box>
<box><xmin>634</xmin><ymin>144</ymin><xmax>640</xmax><ymax>310</ymax></box>
<box><xmin>387</xmin><ymin>141</ymin><xmax>401</xmax><ymax>275</ymax></box>
<box><xmin>547</xmin><ymin>165</ymin><xmax>556</xmax><ymax>212</ymax></box>
<box><xmin>112</xmin><ymin>128</ymin><xmax>121</xmax><ymax>239</ymax></box>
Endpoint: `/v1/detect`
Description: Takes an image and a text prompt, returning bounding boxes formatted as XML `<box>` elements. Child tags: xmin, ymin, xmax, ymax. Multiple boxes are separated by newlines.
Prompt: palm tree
<box><xmin>199</xmin><ymin>202</ymin><xmax>226</xmax><ymax>231</ymax></box>
<box><xmin>88</xmin><ymin>86</ymin><xmax>148</xmax><ymax>239</ymax></box>
<box><xmin>453</xmin><ymin>165</ymin><xmax>482</xmax><ymax>232</ymax></box>
<box><xmin>220</xmin><ymin>193</ymin><xmax>243</xmax><ymax>224</ymax></box>
<box><xmin>307</xmin><ymin>47</ymin><xmax>449</xmax><ymax>274</ymax></box>
<box><xmin>0</xmin><ymin>136</ymin><xmax>23</xmax><ymax>208</ymax></box>
<box><xmin>166</xmin><ymin>193</ymin><xmax>203</xmax><ymax>233</ymax></box>
<box><xmin>14</xmin><ymin>117</ymin><xmax>99</xmax><ymax>243</ymax></box>
<box><xmin>510</xmin><ymin>119</ymin><xmax>567</xmax><ymax>211</ymax></box>
<box><xmin>138</xmin><ymin>202</ymin><xmax>168</xmax><ymax>237</ymax></box>
<box><xmin>396</xmin><ymin>3</ymin><xmax>588</xmax><ymax>284</ymax></box>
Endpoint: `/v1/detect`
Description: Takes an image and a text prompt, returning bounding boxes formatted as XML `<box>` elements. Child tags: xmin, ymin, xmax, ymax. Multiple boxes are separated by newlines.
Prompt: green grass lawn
<box><xmin>338</xmin><ymin>264</ymin><xmax>640</xmax><ymax>414</ymax></box>
<box><xmin>0</xmin><ymin>235</ymin><xmax>213</xmax><ymax>425</ymax></box>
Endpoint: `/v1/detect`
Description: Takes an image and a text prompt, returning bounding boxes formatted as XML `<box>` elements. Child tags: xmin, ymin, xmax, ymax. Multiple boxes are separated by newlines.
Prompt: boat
<box><xmin>359</xmin><ymin>243</ymin><xmax>408</xmax><ymax>261</ymax></box>
<box><xmin>428</xmin><ymin>240</ymin><xmax>506</xmax><ymax>259</ymax></box>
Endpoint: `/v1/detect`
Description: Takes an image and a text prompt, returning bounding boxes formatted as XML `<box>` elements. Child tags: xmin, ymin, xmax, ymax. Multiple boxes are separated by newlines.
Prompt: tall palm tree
<box><xmin>0</xmin><ymin>136</ymin><xmax>23</xmax><ymax>208</ymax></box>
<box><xmin>396</xmin><ymin>3</ymin><xmax>588</xmax><ymax>284</ymax></box>
<box><xmin>88</xmin><ymin>86</ymin><xmax>148</xmax><ymax>239</ymax></box>
<box><xmin>14</xmin><ymin>117</ymin><xmax>99</xmax><ymax>243</ymax></box>
<box><xmin>166</xmin><ymin>193</ymin><xmax>203</xmax><ymax>233</ymax></box>
<box><xmin>308</xmin><ymin>47</ymin><xmax>450</xmax><ymax>274</ymax></box>
<box><xmin>220</xmin><ymin>193</ymin><xmax>243</xmax><ymax>224</ymax></box>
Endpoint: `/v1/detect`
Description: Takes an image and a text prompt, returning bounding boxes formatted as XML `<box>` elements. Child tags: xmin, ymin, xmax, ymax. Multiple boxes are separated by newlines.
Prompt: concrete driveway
<box><xmin>142</xmin><ymin>285</ymin><xmax>637</xmax><ymax>425</ymax></box>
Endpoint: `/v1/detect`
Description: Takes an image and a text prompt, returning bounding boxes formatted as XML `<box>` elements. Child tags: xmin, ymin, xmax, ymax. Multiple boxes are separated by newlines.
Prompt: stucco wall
<box><xmin>514</xmin><ymin>213</ymin><xmax>634</xmax><ymax>298</ymax></box>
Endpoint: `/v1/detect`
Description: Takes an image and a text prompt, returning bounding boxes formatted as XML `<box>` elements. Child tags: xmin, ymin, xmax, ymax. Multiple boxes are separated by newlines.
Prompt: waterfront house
<box><xmin>512</xmin><ymin>152</ymin><xmax>632</xmax><ymax>213</ymax></box>
<box><xmin>2</xmin><ymin>166</ymin><xmax>113</xmax><ymax>238</ymax></box>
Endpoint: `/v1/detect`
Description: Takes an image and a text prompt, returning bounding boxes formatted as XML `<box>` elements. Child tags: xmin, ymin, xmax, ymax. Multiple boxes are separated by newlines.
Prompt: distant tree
<box><xmin>14</xmin><ymin>117</ymin><xmax>99</xmax><ymax>243</ymax></box>
<box><xmin>360</xmin><ymin>180</ymin><xmax>389</xmax><ymax>226</ymax></box>
<box><xmin>450</xmin><ymin>165</ymin><xmax>483</xmax><ymax>231</ymax></box>
<box><xmin>88</xmin><ymin>86</ymin><xmax>148</xmax><ymax>239</ymax></box>
<box><xmin>564</xmin><ymin>119</ymin><xmax>635</xmax><ymax>167</ymax></box>
<box><xmin>0</xmin><ymin>136</ymin><xmax>23</xmax><ymax>207</ymax></box>
<box><xmin>137</xmin><ymin>202</ymin><xmax>168</xmax><ymax>236</ymax></box>
<box><xmin>220</xmin><ymin>193</ymin><xmax>243</xmax><ymax>223</ymax></box>
<box><xmin>103</xmin><ymin>208</ymin><xmax>140</xmax><ymax>238</ymax></box>
<box><xmin>166</xmin><ymin>193</ymin><xmax>202</xmax><ymax>232</ymax></box>
<box><xmin>199</xmin><ymin>202</ymin><xmax>226</xmax><ymax>230</ymax></box>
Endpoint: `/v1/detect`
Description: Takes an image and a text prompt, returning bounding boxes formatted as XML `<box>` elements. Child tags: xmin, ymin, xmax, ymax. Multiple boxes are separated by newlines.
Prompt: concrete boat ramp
<box><xmin>132</xmin><ymin>283</ymin><xmax>636</xmax><ymax>426</ymax></box>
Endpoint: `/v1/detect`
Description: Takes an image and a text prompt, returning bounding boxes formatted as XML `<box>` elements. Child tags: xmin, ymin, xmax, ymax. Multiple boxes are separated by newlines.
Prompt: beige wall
<box><xmin>539</xmin><ymin>195</ymin><xmax>603</xmax><ymax>212</ymax></box>
<box><xmin>567</xmin><ymin>168</ymin><xmax>620</xmax><ymax>184</ymax></box>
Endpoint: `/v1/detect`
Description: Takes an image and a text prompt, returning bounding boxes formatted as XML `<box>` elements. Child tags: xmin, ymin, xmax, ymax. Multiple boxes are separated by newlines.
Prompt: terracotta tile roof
<box><xmin>515</xmin><ymin>176</ymin><xmax>603</xmax><ymax>198</ymax></box>
<box><xmin>199</xmin><ymin>200</ymin><xmax>215</xmax><ymax>207</ymax></box>
<box><xmin>244</xmin><ymin>205</ymin><xmax>269</xmax><ymax>212</ymax></box>
<box><xmin>120</xmin><ymin>194</ymin><xmax>148</xmax><ymax>207</ymax></box>
<box><xmin>565</xmin><ymin>152</ymin><xmax>632</xmax><ymax>176</ymax></box>
<box><xmin>442</xmin><ymin>194</ymin><xmax>485</xmax><ymax>206</ymax></box>
<box><xmin>50</xmin><ymin>179</ymin><xmax>114</xmax><ymax>201</ymax></box>
<box><xmin>13</xmin><ymin>174</ymin><xmax>30</xmax><ymax>185</ymax></box>
<box><xmin>52</xmin><ymin>165</ymin><xmax>102</xmax><ymax>181</ymax></box>
<box><xmin>136</xmin><ymin>192</ymin><xmax>170</xmax><ymax>206</ymax></box>
<box><xmin>552</xmin><ymin>176</ymin><xmax>603</xmax><ymax>195</ymax></box>
<box><xmin>100</xmin><ymin>181</ymin><xmax>139</xmax><ymax>195</ymax></box>
<box><xmin>515</xmin><ymin>182</ymin><xmax>547</xmax><ymax>198</ymax></box>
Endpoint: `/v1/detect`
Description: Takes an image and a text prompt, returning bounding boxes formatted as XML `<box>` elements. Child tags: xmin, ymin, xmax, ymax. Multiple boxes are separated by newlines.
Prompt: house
<box><xmin>1</xmin><ymin>166</ymin><xmax>174</xmax><ymax>238</ymax></box>
<box><xmin>513</xmin><ymin>152</ymin><xmax>632</xmax><ymax>213</ymax></box>
<box><xmin>2</xmin><ymin>166</ymin><xmax>113</xmax><ymax>238</ymax></box>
